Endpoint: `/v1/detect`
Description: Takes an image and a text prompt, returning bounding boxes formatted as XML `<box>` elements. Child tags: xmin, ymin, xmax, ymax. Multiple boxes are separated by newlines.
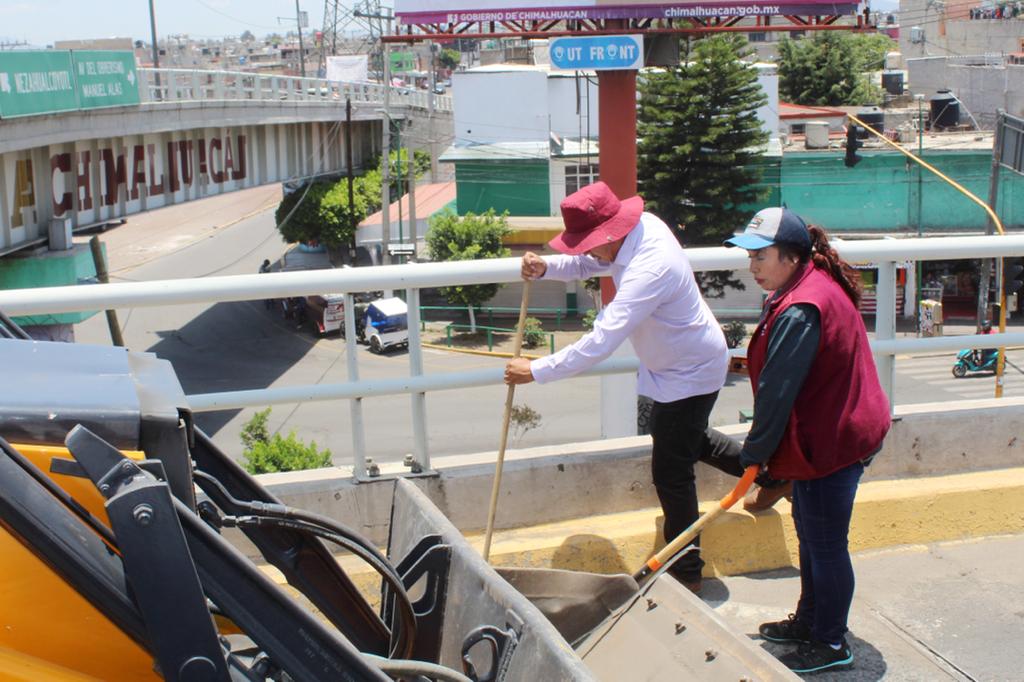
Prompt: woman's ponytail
<box><xmin>808</xmin><ymin>226</ymin><xmax>862</xmax><ymax>307</ymax></box>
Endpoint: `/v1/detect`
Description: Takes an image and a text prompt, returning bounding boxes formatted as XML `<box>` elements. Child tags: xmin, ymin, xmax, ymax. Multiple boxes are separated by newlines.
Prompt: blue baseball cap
<box><xmin>724</xmin><ymin>207</ymin><xmax>812</xmax><ymax>252</ymax></box>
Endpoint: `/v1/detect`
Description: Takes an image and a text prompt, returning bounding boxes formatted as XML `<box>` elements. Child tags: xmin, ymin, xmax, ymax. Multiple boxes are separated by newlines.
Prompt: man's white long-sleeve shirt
<box><xmin>530</xmin><ymin>213</ymin><xmax>729</xmax><ymax>403</ymax></box>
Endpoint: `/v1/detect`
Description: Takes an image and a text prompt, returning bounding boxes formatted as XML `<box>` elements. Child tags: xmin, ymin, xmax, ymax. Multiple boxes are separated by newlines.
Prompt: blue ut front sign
<box><xmin>549</xmin><ymin>35</ymin><xmax>644</xmax><ymax>71</ymax></box>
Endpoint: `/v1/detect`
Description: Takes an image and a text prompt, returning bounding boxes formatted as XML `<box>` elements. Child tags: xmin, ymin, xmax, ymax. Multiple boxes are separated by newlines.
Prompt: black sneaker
<box><xmin>777</xmin><ymin>639</ymin><xmax>853</xmax><ymax>674</ymax></box>
<box><xmin>758</xmin><ymin>614</ymin><xmax>812</xmax><ymax>643</ymax></box>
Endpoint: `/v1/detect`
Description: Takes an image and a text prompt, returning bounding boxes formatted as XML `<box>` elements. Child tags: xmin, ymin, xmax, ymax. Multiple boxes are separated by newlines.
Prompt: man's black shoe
<box><xmin>777</xmin><ymin>639</ymin><xmax>853</xmax><ymax>674</ymax></box>
<box><xmin>758</xmin><ymin>614</ymin><xmax>812</xmax><ymax>643</ymax></box>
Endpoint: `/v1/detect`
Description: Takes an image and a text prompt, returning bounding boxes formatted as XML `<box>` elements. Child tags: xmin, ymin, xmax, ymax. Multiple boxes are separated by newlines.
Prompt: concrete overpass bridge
<box><xmin>0</xmin><ymin>67</ymin><xmax>452</xmax><ymax>258</ymax></box>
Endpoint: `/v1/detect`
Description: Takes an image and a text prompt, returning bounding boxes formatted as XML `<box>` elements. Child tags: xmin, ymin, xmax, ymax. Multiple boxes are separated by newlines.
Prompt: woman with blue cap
<box><xmin>724</xmin><ymin>207</ymin><xmax>891</xmax><ymax>673</ymax></box>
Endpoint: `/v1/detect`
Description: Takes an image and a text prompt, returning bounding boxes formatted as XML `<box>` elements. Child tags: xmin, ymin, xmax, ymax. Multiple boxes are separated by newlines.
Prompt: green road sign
<box><xmin>72</xmin><ymin>51</ymin><xmax>140</xmax><ymax>109</ymax></box>
<box><xmin>0</xmin><ymin>51</ymin><xmax>78</xmax><ymax>118</ymax></box>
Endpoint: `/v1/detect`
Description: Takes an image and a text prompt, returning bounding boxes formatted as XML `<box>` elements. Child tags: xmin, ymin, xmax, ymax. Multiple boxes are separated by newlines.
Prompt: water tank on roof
<box><xmin>930</xmin><ymin>90</ymin><xmax>960</xmax><ymax>129</ymax></box>
<box><xmin>804</xmin><ymin>121</ymin><xmax>830</xmax><ymax>149</ymax></box>
<box><xmin>856</xmin><ymin>108</ymin><xmax>885</xmax><ymax>138</ymax></box>
<box><xmin>882</xmin><ymin>71</ymin><xmax>904</xmax><ymax>95</ymax></box>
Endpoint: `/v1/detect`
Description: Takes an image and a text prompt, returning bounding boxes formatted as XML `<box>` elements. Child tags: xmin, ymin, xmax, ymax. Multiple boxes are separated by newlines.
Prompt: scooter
<box><xmin>952</xmin><ymin>348</ymin><xmax>998</xmax><ymax>377</ymax></box>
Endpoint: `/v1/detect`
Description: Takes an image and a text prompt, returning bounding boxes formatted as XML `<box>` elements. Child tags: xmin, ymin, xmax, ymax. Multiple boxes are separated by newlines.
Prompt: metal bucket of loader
<box><xmin>386</xmin><ymin>478</ymin><xmax>597</xmax><ymax>681</ymax></box>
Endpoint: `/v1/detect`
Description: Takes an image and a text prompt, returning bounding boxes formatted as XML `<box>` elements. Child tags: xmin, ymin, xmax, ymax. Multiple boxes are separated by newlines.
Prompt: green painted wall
<box><xmin>455</xmin><ymin>160</ymin><xmax>550</xmax><ymax>216</ymax></box>
<box><xmin>776</xmin><ymin>150</ymin><xmax>1024</xmax><ymax>233</ymax></box>
<box><xmin>0</xmin><ymin>244</ymin><xmax>98</xmax><ymax>325</ymax></box>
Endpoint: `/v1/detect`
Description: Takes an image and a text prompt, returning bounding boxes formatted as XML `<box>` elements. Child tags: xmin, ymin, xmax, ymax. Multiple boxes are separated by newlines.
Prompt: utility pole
<box><xmin>408</xmin><ymin>154</ymin><xmax>417</xmax><ymax>260</ymax></box>
<box><xmin>978</xmin><ymin>111</ymin><xmax>1004</xmax><ymax>327</ymax></box>
<box><xmin>295</xmin><ymin>0</ymin><xmax>306</xmax><ymax>77</ymax></box>
<box><xmin>915</xmin><ymin>93</ymin><xmax>924</xmax><ymax>332</ymax></box>
<box><xmin>346</xmin><ymin>97</ymin><xmax>356</xmax><ymax>262</ymax></box>
<box><xmin>381</xmin><ymin>43</ymin><xmax>391</xmax><ymax>266</ymax></box>
<box><xmin>396</xmin><ymin>120</ymin><xmax>403</xmax><ymax>263</ymax></box>
<box><xmin>148</xmin><ymin>0</ymin><xmax>161</xmax><ymax>96</ymax></box>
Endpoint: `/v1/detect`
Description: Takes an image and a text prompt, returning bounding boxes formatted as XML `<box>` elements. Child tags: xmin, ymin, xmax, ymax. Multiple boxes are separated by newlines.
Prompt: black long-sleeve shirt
<box><xmin>739</xmin><ymin>302</ymin><xmax>821</xmax><ymax>469</ymax></box>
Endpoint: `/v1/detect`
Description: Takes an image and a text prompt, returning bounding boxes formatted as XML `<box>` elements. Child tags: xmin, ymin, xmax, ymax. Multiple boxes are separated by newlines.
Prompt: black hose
<box><xmin>229</xmin><ymin>514</ymin><xmax>416</xmax><ymax>660</ymax></box>
<box><xmin>193</xmin><ymin>472</ymin><xmax>417</xmax><ymax>659</ymax></box>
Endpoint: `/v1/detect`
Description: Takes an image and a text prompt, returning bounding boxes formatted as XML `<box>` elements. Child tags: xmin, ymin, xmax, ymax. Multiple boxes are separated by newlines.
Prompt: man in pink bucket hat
<box><xmin>504</xmin><ymin>181</ymin><xmax>761</xmax><ymax>593</ymax></box>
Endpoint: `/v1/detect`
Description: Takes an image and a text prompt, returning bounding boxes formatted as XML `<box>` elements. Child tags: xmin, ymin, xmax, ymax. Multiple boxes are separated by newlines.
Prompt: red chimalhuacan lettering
<box><xmin>166</xmin><ymin>141</ymin><xmax>180</xmax><ymax>193</ymax></box>
<box><xmin>178</xmin><ymin>140</ymin><xmax>194</xmax><ymax>186</ymax></box>
<box><xmin>232</xmin><ymin>134</ymin><xmax>247</xmax><ymax>181</ymax></box>
<box><xmin>130</xmin><ymin>145</ymin><xmax>146</xmax><ymax>200</ymax></box>
<box><xmin>209</xmin><ymin>138</ymin><xmax>224</xmax><ymax>183</ymax></box>
<box><xmin>101</xmin><ymin>148</ymin><xmax>128</xmax><ymax>206</ymax></box>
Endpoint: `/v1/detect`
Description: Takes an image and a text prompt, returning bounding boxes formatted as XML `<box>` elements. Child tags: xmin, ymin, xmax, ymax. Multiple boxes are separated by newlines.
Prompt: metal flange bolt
<box><xmin>133</xmin><ymin>504</ymin><xmax>155</xmax><ymax>526</ymax></box>
<box><xmin>365</xmin><ymin>457</ymin><xmax>380</xmax><ymax>477</ymax></box>
<box><xmin>403</xmin><ymin>453</ymin><xmax>423</xmax><ymax>474</ymax></box>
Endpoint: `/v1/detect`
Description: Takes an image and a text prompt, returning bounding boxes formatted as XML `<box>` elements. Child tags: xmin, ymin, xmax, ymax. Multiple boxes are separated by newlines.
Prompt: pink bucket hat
<box><xmin>548</xmin><ymin>181</ymin><xmax>644</xmax><ymax>255</ymax></box>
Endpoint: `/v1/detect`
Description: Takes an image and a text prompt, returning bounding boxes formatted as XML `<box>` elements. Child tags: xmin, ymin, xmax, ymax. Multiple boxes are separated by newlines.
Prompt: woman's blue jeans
<box><xmin>791</xmin><ymin>460</ymin><xmax>865</xmax><ymax>645</ymax></box>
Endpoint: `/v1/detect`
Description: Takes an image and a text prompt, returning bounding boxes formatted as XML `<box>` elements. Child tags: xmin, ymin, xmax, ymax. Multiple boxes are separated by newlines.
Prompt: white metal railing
<box><xmin>137</xmin><ymin>68</ymin><xmax>453</xmax><ymax>113</ymax></box>
<box><xmin>2</xmin><ymin>234</ymin><xmax>1024</xmax><ymax>474</ymax></box>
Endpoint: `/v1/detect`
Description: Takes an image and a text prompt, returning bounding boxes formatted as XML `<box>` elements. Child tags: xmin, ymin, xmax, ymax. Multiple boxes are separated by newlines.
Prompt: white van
<box><xmin>364</xmin><ymin>297</ymin><xmax>409</xmax><ymax>353</ymax></box>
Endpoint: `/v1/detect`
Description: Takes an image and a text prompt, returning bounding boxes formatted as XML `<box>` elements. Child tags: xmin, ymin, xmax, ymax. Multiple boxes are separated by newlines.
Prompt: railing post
<box><xmin>191</xmin><ymin>71</ymin><xmax>201</xmax><ymax>101</ymax></box>
<box><xmin>875</xmin><ymin>259</ymin><xmax>897</xmax><ymax>412</ymax></box>
<box><xmin>344</xmin><ymin>294</ymin><xmax>367</xmax><ymax>479</ymax></box>
<box><xmin>406</xmin><ymin>288</ymin><xmax>430</xmax><ymax>471</ymax></box>
<box><xmin>214</xmin><ymin>73</ymin><xmax>225</xmax><ymax>100</ymax></box>
<box><xmin>550</xmin><ymin>333</ymin><xmax>555</xmax><ymax>355</ymax></box>
<box><xmin>487</xmin><ymin>329</ymin><xmax>493</xmax><ymax>351</ymax></box>
<box><xmin>446</xmin><ymin>324</ymin><xmax>452</xmax><ymax>347</ymax></box>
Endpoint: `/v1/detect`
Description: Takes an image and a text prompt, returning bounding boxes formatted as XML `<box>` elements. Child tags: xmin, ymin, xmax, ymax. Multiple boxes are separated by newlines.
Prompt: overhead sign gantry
<box><xmin>389</xmin><ymin>0</ymin><xmax>872</xmax><ymax>41</ymax></box>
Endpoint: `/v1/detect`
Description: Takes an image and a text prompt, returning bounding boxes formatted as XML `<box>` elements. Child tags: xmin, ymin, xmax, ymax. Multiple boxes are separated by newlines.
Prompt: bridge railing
<box><xmin>1</xmin><ymin>234</ymin><xmax>1024</xmax><ymax>475</ymax></box>
<box><xmin>138</xmin><ymin>68</ymin><xmax>453</xmax><ymax>112</ymax></box>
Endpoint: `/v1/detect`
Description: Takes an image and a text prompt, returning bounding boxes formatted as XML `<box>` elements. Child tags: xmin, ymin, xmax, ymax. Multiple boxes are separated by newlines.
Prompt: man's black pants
<box><xmin>650</xmin><ymin>390</ymin><xmax>747</xmax><ymax>582</ymax></box>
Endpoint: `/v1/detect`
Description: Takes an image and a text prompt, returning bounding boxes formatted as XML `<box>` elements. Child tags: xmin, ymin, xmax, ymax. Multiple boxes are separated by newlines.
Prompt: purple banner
<box><xmin>397</xmin><ymin>2</ymin><xmax>859</xmax><ymax>23</ymax></box>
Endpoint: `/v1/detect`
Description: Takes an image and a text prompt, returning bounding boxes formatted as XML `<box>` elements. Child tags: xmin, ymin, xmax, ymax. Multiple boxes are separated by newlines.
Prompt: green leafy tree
<box><xmin>240</xmin><ymin>408</ymin><xmax>333</xmax><ymax>474</ymax></box>
<box><xmin>425</xmin><ymin>209</ymin><xmax>511</xmax><ymax>330</ymax></box>
<box><xmin>273</xmin><ymin>149</ymin><xmax>428</xmax><ymax>250</ymax></box>
<box><xmin>637</xmin><ymin>34</ymin><xmax>769</xmax><ymax>297</ymax></box>
<box><xmin>777</xmin><ymin>33</ymin><xmax>884</xmax><ymax>106</ymax></box>
<box><xmin>438</xmin><ymin>48</ymin><xmax>461</xmax><ymax>70</ymax></box>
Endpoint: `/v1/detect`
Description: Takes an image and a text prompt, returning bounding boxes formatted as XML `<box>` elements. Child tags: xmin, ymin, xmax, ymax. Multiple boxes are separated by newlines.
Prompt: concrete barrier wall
<box><xmin>232</xmin><ymin>396</ymin><xmax>1024</xmax><ymax>553</ymax></box>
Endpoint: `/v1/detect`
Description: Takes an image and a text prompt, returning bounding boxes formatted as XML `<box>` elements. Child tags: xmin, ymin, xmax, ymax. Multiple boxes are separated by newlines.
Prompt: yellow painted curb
<box><xmin>421</xmin><ymin>342</ymin><xmax>544</xmax><ymax>360</ymax></box>
<box><xmin>261</xmin><ymin>467</ymin><xmax>1024</xmax><ymax>595</ymax></box>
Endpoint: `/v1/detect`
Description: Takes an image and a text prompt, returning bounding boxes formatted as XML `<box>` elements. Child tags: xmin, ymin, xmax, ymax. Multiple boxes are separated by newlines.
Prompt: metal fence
<box><xmin>138</xmin><ymin>68</ymin><xmax>453</xmax><ymax>112</ymax></box>
<box><xmin>2</xmin><ymin>234</ymin><xmax>1024</xmax><ymax>475</ymax></box>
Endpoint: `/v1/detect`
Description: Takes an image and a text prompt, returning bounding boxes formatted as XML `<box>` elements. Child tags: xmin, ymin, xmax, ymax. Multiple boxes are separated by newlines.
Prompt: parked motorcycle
<box><xmin>952</xmin><ymin>348</ymin><xmax>997</xmax><ymax>377</ymax></box>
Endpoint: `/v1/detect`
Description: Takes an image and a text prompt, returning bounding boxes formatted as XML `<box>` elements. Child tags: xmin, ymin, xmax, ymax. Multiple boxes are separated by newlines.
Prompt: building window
<box><xmin>565</xmin><ymin>163</ymin><xmax>599</xmax><ymax>195</ymax></box>
<box><xmin>749</xmin><ymin>32</ymin><xmax>767</xmax><ymax>42</ymax></box>
<box><xmin>790</xmin><ymin>123</ymin><xmax>806</xmax><ymax>135</ymax></box>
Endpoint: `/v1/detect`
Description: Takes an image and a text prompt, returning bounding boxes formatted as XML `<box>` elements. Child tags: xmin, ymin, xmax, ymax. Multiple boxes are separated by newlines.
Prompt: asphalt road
<box><xmin>72</xmin><ymin>188</ymin><xmax>1024</xmax><ymax>466</ymax></box>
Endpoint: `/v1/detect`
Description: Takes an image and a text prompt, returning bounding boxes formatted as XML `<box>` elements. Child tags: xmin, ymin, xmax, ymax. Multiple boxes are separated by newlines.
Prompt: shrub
<box><xmin>522</xmin><ymin>317</ymin><xmax>545</xmax><ymax>349</ymax></box>
<box><xmin>509</xmin><ymin>404</ymin><xmax>542</xmax><ymax>445</ymax></box>
<box><xmin>240</xmin><ymin>408</ymin><xmax>333</xmax><ymax>474</ymax></box>
<box><xmin>721</xmin><ymin>320</ymin><xmax>748</xmax><ymax>349</ymax></box>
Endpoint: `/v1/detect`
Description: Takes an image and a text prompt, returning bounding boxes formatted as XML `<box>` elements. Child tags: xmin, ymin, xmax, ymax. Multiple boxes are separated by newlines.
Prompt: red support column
<box><xmin>597</xmin><ymin>67</ymin><xmax>637</xmax><ymax>303</ymax></box>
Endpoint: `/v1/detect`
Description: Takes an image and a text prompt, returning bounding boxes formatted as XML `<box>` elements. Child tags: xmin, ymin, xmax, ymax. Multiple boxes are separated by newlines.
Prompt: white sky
<box><xmin>0</xmin><ymin>0</ymin><xmax>344</xmax><ymax>47</ymax></box>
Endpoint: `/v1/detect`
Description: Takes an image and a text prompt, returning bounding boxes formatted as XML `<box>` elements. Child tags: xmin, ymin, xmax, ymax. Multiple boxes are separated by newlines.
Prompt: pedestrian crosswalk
<box><xmin>895</xmin><ymin>351</ymin><xmax>1024</xmax><ymax>400</ymax></box>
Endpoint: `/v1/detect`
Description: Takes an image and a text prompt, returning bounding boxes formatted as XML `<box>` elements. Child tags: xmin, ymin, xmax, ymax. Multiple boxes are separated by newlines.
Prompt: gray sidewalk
<box><xmin>707</xmin><ymin>534</ymin><xmax>1024</xmax><ymax>680</ymax></box>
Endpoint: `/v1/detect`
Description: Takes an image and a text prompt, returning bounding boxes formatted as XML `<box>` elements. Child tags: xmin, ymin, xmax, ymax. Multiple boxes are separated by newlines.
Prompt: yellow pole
<box><xmin>846</xmin><ymin>113</ymin><xmax>1007</xmax><ymax>397</ymax></box>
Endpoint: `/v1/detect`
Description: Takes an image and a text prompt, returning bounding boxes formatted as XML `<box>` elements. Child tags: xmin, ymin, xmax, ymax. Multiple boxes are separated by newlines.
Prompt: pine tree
<box><xmin>637</xmin><ymin>34</ymin><xmax>769</xmax><ymax>297</ymax></box>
